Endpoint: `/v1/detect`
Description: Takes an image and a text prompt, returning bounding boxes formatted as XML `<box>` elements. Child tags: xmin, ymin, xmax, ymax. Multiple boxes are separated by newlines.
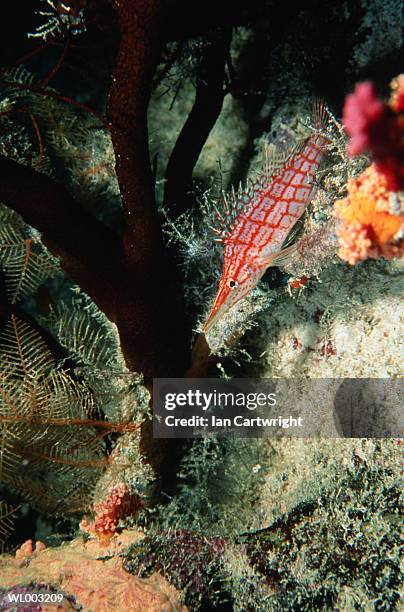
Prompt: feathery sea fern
<box><xmin>0</xmin><ymin>205</ymin><xmax>60</xmax><ymax>304</ymax></box>
<box><xmin>0</xmin><ymin>64</ymin><xmax>122</xmax><ymax>226</ymax></box>
<box><xmin>0</xmin><ymin>316</ymin><xmax>106</xmax><ymax>515</ymax></box>
<box><xmin>0</xmin><ymin>500</ymin><xmax>18</xmax><ymax>551</ymax></box>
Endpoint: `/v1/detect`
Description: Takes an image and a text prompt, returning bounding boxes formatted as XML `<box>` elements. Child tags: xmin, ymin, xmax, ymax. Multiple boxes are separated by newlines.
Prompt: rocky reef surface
<box><xmin>0</xmin><ymin>1</ymin><xmax>402</xmax><ymax>610</ymax></box>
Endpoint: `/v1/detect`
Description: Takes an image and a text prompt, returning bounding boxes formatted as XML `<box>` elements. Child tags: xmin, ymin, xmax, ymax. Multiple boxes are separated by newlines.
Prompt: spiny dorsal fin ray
<box><xmin>311</xmin><ymin>98</ymin><xmax>332</xmax><ymax>133</ymax></box>
<box><xmin>262</xmin><ymin>137</ymin><xmax>309</xmax><ymax>184</ymax></box>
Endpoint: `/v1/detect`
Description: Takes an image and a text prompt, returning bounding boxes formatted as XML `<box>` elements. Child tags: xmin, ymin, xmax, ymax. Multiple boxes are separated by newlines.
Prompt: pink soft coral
<box><xmin>343</xmin><ymin>82</ymin><xmax>386</xmax><ymax>156</ymax></box>
<box><xmin>343</xmin><ymin>77</ymin><xmax>404</xmax><ymax>191</ymax></box>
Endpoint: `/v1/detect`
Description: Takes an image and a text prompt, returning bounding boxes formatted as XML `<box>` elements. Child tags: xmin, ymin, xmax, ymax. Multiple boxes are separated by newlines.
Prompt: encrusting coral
<box><xmin>14</xmin><ymin>539</ymin><xmax>46</xmax><ymax>561</ymax></box>
<box><xmin>125</xmin><ymin>530</ymin><xmax>227</xmax><ymax>609</ymax></box>
<box><xmin>0</xmin><ymin>531</ymin><xmax>186</xmax><ymax>611</ymax></box>
<box><xmin>121</xmin><ymin>440</ymin><xmax>402</xmax><ymax>611</ymax></box>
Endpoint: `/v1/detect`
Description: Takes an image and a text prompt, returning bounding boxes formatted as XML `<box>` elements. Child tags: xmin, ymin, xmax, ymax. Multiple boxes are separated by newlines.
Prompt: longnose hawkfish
<box><xmin>203</xmin><ymin>101</ymin><xmax>330</xmax><ymax>334</ymax></box>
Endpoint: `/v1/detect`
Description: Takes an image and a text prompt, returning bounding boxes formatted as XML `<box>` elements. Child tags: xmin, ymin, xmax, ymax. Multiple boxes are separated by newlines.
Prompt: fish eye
<box><xmin>229</xmin><ymin>279</ymin><xmax>237</xmax><ymax>289</ymax></box>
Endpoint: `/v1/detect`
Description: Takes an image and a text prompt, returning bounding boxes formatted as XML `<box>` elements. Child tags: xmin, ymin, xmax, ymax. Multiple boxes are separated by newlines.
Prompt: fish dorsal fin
<box><xmin>313</xmin><ymin>97</ymin><xmax>344</xmax><ymax>134</ymax></box>
<box><xmin>263</xmin><ymin>142</ymin><xmax>293</xmax><ymax>182</ymax></box>
<box><xmin>311</xmin><ymin>98</ymin><xmax>330</xmax><ymax>132</ymax></box>
<box><xmin>309</xmin><ymin>98</ymin><xmax>343</xmax><ymax>145</ymax></box>
<box><xmin>262</xmin><ymin>138</ymin><xmax>309</xmax><ymax>184</ymax></box>
<box><xmin>209</xmin><ymin>180</ymin><xmax>257</xmax><ymax>241</ymax></box>
<box><xmin>209</xmin><ymin>138</ymin><xmax>309</xmax><ymax>242</ymax></box>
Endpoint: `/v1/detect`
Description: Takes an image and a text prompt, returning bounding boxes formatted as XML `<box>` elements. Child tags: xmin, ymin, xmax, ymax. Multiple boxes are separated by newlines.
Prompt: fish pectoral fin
<box><xmin>260</xmin><ymin>242</ymin><xmax>300</xmax><ymax>268</ymax></box>
<box><xmin>281</xmin><ymin>220</ymin><xmax>303</xmax><ymax>249</ymax></box>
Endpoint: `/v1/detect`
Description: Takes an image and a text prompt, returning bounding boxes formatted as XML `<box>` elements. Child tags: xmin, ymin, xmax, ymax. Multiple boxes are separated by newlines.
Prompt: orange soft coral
<box><xmin>15</xmin><ymin>539</ymin><xmax>46</xmax><ymax>561</ymax></box>
<box><xmin>334</xmin><ymin>164</ymin><xmax>404</xmax><ymax>265</ymax></box>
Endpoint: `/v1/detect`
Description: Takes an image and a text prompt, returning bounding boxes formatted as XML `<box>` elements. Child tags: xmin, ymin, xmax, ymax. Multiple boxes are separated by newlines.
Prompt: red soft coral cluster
<box><xmin>343</xmin><ymin>77</ymin><xmax>404</xmax><ymax>191</ymax></box>
<box><xmin>390</xmin><ymin>75</ymin><xmax>404</xmax><ymax>113</ymax></box>
<box><xmin>80</xmin><ymin>483</ymin><xmax>142</xmax><ymax>545</ymax></box>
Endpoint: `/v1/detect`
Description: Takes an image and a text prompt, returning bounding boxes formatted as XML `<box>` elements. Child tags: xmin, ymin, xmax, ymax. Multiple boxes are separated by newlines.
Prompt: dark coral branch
<box><xmin>0</xmin><ymin>155</ymin><xmax>120</xmax><ymax>318</ymax></box>
<box><xmin>0</xmin><ymin>156</ymin><xmax>120</xmax><ymax>270</ymax></box>
<box><xmin>107</xmin><ymin>0</ymin><xmax>162</xmax><ymax>260</ymax></box>
<box><xmin>164</xmin><ymin>28</ymin><xmax>232</xmax><ymax>217</ymax></box>
<box><xmin>106</xmin><ymin>0</ymin><xmax>189</xmax><ymax>379</ymax></box>
<box><xmin>186</xmin><ymin>333</ymin><xmax>213</xmax><ymax>378</ymax></box>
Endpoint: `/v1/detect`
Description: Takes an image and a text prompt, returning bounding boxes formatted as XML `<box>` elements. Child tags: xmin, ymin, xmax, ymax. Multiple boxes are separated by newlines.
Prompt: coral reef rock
<box><xmin>0</xmin><ymin>531</ymin><xmax>187</xmax><ymax>612</ymax></box>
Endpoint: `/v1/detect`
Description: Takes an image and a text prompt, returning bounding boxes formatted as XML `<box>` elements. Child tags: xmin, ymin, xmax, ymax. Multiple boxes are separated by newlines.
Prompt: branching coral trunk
<box><xmin>107</xmin><ymin>0</ymin><xmax>189</xmax><ymax>378</ymax></box>
<box><xmin>164</xmin><ymin>28</ymin><xmax>232</xmax><ymax>217</ymax></box>
<box><xmin>107</xmin><ymin>0</ymin><xmax>162</xmax><ymax>264</ymax></box>
<box><xmin>0</xmin><ymin>1</ymin><xmax>190</xmax><ymax>380</ymax></box>
<box><xmin>0</xmin><ymin>2</ymin><xmax>269</xmax><ymax>381</ymax></box>
<box><xmin>0</xmin><ymin>155</ymin><xmax>120</xmax><ymax>318</ymax></box>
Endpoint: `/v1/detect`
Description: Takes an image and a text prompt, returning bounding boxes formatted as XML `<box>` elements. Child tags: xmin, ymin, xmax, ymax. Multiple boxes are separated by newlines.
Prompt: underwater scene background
<box><xmin>0</xmin><ymin>1</ymin><xmax>402</xmax><ymax>610</ymax></box>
